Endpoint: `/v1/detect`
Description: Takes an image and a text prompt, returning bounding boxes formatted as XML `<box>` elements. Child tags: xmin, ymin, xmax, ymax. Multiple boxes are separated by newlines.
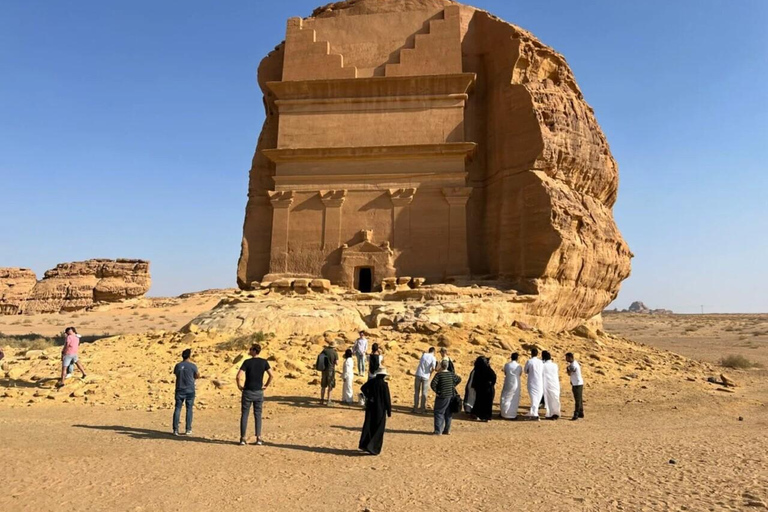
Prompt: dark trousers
<box><xmin>173</xmin><ymin>390</ymin><xmax>195</xmax><ymax>432</ymax></box>
<box><xmin>240</xmin><ymin>389</ymin><xmax>264</xmax><ymax>439</ymax></box>
<box><xmin>572</xmin><ymin>385</ymin><xmax>584</xmax><ymax>417</ymax></box>
<box><xmin>433</xmin><ymin>396</ymin><xmax>453</xmax><ymax>434</ymax></box>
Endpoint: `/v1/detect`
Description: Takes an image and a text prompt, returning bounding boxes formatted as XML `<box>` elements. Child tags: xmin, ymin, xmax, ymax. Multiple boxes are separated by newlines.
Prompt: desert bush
<box><xmin>218</xmin><ymin>331</ymin><xmax>272</xmax><ymax>351</ymax></box>
<box><xmin>719</xmin><ymin>354</ymin><xmax>757</xmax><ymax>369</ymax></box>
<box><xmin>0</xmin><ymin>332</ymin><xmax>59</xmax><ymax>350</ymax></box>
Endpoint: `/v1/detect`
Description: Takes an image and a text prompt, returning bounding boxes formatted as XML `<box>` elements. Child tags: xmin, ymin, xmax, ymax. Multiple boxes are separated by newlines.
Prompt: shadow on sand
<box><xmin>73</xmin><ymin>424</ymin><xmax>234</xmax><ymax>445</ymax></box>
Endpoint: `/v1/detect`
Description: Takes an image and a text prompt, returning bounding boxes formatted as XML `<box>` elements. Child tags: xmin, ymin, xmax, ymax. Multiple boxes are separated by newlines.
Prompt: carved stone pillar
<box><xmin>320</xmin><ymin>190</ymin><xmax>347</xmax><ymax>251</ymax></box>
<box><xmin>442</xmin><ymin>187</ymin><xmax>472</xmax><ymax>276</ymax></box>
<box><xmin>268</xmin><ymin>190</ymin><xmax>294</xmax><ymax>274</ymax></box>
<box><xmin>388</xmin><ymin>188</ymin><xmax>417</xmax><ymax>249</ymax></box>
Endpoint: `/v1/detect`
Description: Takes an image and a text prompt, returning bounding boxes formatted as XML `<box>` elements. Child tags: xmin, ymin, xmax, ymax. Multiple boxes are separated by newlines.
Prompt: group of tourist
<box><xmin>165</xmin><ymin>329</ymin><xmax>584</xmax><ymax>455</ymax></box>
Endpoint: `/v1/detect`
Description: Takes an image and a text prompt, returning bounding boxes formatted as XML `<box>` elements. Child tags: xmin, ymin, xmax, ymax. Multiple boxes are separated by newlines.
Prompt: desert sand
<box><xmin>1</xmin><ymin>297</ymin><xmax>767</xmax><ymax>511</ymax></box>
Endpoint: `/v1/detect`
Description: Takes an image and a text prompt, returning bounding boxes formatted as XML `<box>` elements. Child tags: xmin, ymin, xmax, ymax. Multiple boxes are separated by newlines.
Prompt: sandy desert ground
<box><xmin>1</xmin><ymin>298</ymin><xmax>767</xmax><ymax>511</ymax></box>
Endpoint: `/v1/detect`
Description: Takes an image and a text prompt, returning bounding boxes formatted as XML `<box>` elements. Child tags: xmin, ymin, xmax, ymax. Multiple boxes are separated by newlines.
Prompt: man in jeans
<box><xmin>412</xmin><ymin>347</ymin><xmax>436</xmax><ymax>413</ymax></box>
<box><xmin>565</xmin><ymin>352</ymin><xmax>584</xmax><ymax>420</ymax></box>
<box><xmin>172</xmin><ymin>348</ymin><xmax>200</xmax><ymax>436</ymax></box>
<box><xmin>237</xmin><ymin>344</ymin><xmax>274</xmax><ymax>445</ymax></box>
<box><xmin>353</xmin><ymin>331</ymin><xmax>368</xmax><ymax>376</ymax></box>
<box><xmin>431</xmin><ymin>359</ymin><xmax>461</xmax><ymax>435</ymax></box>
<box><xmin>319</xmin><ymin>340</ymin><xmax>339</xmax><ymax>405</ymax></box>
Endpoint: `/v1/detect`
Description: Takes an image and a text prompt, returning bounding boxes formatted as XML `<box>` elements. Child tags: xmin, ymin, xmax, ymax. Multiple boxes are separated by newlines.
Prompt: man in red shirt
<box><xmin>58</xmin><ymin>327</ymin><xmax>87</xmax><ymax>386</ymax></box>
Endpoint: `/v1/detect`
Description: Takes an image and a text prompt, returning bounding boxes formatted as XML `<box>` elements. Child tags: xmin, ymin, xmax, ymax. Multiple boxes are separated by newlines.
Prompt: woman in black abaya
<box><xmin>358</xmin><ymin>367</ymin><xmax>392</xmax><ymax>455</ymax></box>
<box><xmin>471</xmin><ymin>356</ymin><xmax>497</xmax><ymax>421</ymax></box>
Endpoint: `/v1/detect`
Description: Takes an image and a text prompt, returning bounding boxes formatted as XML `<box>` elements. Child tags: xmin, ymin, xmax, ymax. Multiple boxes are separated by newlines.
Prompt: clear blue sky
<box><xmin>1</xmin><ymin>1</ymin><xmax>766</xmax><ymax>313</ymax></box>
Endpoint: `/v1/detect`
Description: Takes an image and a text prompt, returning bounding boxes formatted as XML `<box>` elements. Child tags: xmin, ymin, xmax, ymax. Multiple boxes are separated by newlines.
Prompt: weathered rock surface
<box><xmin>2</xmin><ymin>259</ymin><xmax>151</xmax><ymax>315</ymax></box>
<box><xmin>237</xmin><ymin>0</ymin><xmax>631</xmax><ymax>332</ymax></box>
<box><xmin>0</xmin><ymin>268</ymin><xmax>37</xmax><ymax>315</ymax></box>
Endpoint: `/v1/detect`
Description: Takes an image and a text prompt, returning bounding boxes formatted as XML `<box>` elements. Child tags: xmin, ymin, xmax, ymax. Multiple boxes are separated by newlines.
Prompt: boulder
<box><xmin>571</xmin><ymin>325</ymin><xmax>599</xmax><ymax>341</ymax></box>
<box><xmin>720</xmin><ymin>373</ymin><xmax>738</xmax><ymax>388</ymax></box>
<box><xmin>310</xmin><ymin>279</ymin><xmax>331</xmax><ymax>293</ymax></box>
<box><xmin>0</xmin><ymin>268</ymin><xmax>37</xmax><ymax>315</ymax></box>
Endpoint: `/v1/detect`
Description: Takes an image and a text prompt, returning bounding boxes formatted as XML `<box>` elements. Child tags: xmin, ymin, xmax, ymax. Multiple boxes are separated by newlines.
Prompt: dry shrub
<box><xmin>218</xmin><ymin>331</ymin><xmax>272</xmax><ymax>351</ymax></box>
<box><xmin>0</xmin><ymin>332</ymin><xmax>58</xmax><ymax>350</ymax></box>
<box><xmin>719</xmin><ymin>354</ymin><xmax>756</xmax><ymax>369</ymax></box>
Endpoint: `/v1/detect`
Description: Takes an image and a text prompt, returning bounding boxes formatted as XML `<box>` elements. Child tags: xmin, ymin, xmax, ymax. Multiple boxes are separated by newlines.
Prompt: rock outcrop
<box><xmin>237</xmin><ymin>0</ymin><xmax>631</xmax><ymax>332</ymax></box>
<box><xmin>0</xmin><ymin>259</ymin><xmax>151</xmax><ymax>315</ymax></box>
<box><xmin>604</xmin><ymin>301</ymin><xmax>673</xmax><ymax>315</ymax></box>
<box><xmin>0</xmin><ymin>268</ymin><xmax>38</xmax><ymax>315</ymax></box>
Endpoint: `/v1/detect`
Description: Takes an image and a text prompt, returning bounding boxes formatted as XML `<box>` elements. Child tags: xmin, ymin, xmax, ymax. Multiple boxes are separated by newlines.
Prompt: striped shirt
<box><xmin>430</xmin><ymin>371</ymin><xmax>461</xmax><ymax>398</ymax></box>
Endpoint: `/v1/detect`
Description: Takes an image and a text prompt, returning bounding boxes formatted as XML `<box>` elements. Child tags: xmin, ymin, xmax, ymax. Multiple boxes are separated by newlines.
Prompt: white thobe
<box><xmin>500</xmin><ymin>361</ymin><xmax>523</xmax><ymax>419</ymax></box>
<box><xmin>524</xmin><ymin>357</ymin><xmax>544</xmax><ymax>416</ymax></box>
<box><xmin>342</xmin><ymin>357</ymin><xmax>355</xmax><ymax>403</ymax></box>
<box><xmin>542</xmin><ymin>360</ymin><xmax>561</xmax><ymax>418</ymax></box>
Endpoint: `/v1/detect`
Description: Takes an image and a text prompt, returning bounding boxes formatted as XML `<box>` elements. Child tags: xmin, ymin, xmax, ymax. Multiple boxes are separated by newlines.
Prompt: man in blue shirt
<box><xmin>172</xmin><ymin>348</ymin><xmax>200</xmax><ymax>436</ymax></box>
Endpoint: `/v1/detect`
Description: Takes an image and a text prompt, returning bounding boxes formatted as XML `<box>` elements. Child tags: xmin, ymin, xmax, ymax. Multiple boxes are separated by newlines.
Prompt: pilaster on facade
<box><xmin>388</xmin><ymin>188</ymin><xmax>417</xmax><ymax>249</ymax></box>
<box><xmin>268</xmin><ymin>190</ymin><xmax>295</xmax><ymax>273</ymax></box>
<box><xmin>320</xmin><ymin>189</ymin><xmax>347</xmax><ymax>251</ymax></box>
<box><xmin>442</xmin><ymin>187</ymin><xmax>472</xmax><ymax>276</ymax></box>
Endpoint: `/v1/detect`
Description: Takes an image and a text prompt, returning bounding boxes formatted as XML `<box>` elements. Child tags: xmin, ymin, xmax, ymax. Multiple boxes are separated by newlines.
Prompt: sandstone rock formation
<box><xmin>0</xmin><ymin>268</ymin><xmax>38</xmax><ymax>315</ymax></box>
<box><xmin>604</xmin><ymin>301</ymin><xmax>673</xmax><ymax>315</ymax></box>
<box><xmin>237</xmin><ymin>0</ymin><xmax>632</xmax><ymax>330</ymax></box>
<box><xmin>0</xmin><ymin>259</ymin><xmax>151</xmax><ymax>315</ymax></box>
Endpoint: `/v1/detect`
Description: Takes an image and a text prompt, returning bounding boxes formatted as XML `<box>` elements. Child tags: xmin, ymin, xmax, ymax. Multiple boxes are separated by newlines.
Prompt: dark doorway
<box><xmin>357</xmin><ymin>267</ymin><xmax>373</xmax><ymax>292</ymax></box>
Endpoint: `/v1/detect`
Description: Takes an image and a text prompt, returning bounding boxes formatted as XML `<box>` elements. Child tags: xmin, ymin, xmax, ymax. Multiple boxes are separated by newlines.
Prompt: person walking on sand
<box><xmin>172</xmin><ymin>348</ymin><xmax>200</xmax><ymax>436</ymax></box>
<box><xmin>58</xmin><ymin>327</ymin><xmax>86</xmax><ymax>386</ymax></box>
<box><xmin>412</xmin><ymin>347</ymin><xmax>437</xmax><ymax>413</ymax></box>
<box><xmin>359</xmin><ymin>367</ymin><xmax>392</xmax><ymax>455</ymax></box>
<box><xmin>368</xmin><ymin>343</ymin><xmax>383</xmax><ymax>381</ymax></box>
<box><xmin>439</xmin><ymin>347</ymin><xmax>455</xmax><ymax>373</ymax></box>
<box><xmin>524</xmin><ymin>347</ymin><xmax>544</xmax><ymax>419</ymax></box>
<box><xmin>318</xmin><ymin>339</ymin><xmax>339</xmax><ymax>405</ymax></box>
<box><xmin>565</xmin><ymin>352</ymin><xmax>584</xmax><ymax>420</ymax></box>
<box><xmin>353</xmin><ymin>331</ymin><xmax>368</xmax><ymax>376</ymax></box>
<box><xmin>500</xmin><ymin>352</ymin><xmax>523</xmax><ymax>420</ymax></box>
<box><xmin>63</xmin><ymin>327</ymin><xmax>81</xmax><ymax>378</ymax></box>
<box><xmin>342</xmin><ymin>348</ymin><xmax>355</xmax><ymax>404</ymax></box>
<box><xmin>431</xmin><ymin>359</ymin><xmax>461</xmax><ymax>435</ymax></box>
<box><xmin>237</xmin><ymin>343</ymin><xmax>274</xmax><ymax>446</ymax></box>
<box><xmin>541</xmin><ymin>351</ymin><xmax>561</xmax><ymax>420</ymax></box>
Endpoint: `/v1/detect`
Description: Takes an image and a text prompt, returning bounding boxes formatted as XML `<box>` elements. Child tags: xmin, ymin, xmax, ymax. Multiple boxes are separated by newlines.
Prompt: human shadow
<box><xmin>265</xmin><ymin>442</ymin><xmax>367</xmax><ymax>457</ymax></box>
<box><xmin>1</xmin><ymin>378</ymin><xmax>43</xmax><ymax>389</ymax></box>
<box><xmin>266</xmin><ymin>395</ymin><xmax>330</xmax><ymax>409</ymax></box>
<box><xmin>330</xmin><ymin>424</ymin><xmax>432</xmax><ymax>436</ymax></box>
<box><xmin>73</xmin><ymin>424</ymin><xmax>234</xmax><ymax>445</ymax></box>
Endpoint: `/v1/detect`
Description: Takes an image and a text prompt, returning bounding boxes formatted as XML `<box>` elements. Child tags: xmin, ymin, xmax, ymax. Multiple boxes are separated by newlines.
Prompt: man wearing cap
<box><xmin>320</xmin><ymin>339</ymin><xmax>339</xmax><ymax>405</ymax></box>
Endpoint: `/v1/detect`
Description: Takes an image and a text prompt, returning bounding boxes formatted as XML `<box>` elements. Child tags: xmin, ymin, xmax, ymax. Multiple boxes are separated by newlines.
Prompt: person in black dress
<box><xmin>358</xmin><ymin>367</ymin><xmax>392</xmax><ymax>455</ymax></box>
<box><xmin>471</xmin><ymin>356</ymin><xmax>497</xmax><ymax>421</ymax></box>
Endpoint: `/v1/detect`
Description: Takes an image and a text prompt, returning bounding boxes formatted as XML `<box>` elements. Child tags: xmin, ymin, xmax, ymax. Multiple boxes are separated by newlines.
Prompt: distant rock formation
<box><xmin>0</xmin><ymin>259</ymin><xmax>151</xmax><ymax>315</ymax></box>
<box><xmin>605</xmin><ymin>301</ymin><xmax>673</xmax><ymax>315</ymax></box>
<box><xmin>0</xmin><ymin>268</ymin><xmax>38</xmax><ymax>315</ymax></box>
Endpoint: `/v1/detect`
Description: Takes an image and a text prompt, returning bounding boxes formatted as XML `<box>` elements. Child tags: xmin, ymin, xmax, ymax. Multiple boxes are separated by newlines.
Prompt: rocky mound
<box><xmin>0</xmin><ymin>268</ymin><xmax>38</xmax><ymax>315</ymax></box>
<box><xmin>0</xmin><ymin>259</ymin><xmax>151</xmax><ymax>315</ymax></box>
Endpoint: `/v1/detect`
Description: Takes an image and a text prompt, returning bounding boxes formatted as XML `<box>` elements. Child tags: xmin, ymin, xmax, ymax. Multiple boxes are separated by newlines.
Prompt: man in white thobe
<box><xmin>500</xmin><ymin>352</ymin><xmax>523</xmax><ymax>419</ymax></box>
<box><xmin>524</xmin><ymin>348</ymin><xmax>544</xmax><ymax>418</ymax></box>
<box><xmin>541</xmin><ymin>350</ymin><xmax>561</xmax><ymax>419</ymax></box>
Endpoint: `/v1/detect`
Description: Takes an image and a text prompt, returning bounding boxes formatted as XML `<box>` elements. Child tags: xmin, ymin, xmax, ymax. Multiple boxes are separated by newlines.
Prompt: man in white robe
<box><xmin>524</xmin><ymin>348</ymin><xmax>544</xmax><ymax>418</ymax></box>
<box><xmin>500</xmin><ymin>352</ymin><xmax>523</xmax><ymax>419</ymax></box>
<box><xmin>541</xmin><ymin>350</ymin><xmax>561</xmax><ymax>419</ymax></box>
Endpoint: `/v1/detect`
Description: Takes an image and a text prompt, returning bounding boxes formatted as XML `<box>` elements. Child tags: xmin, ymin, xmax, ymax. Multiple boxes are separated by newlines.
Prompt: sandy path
<box><xmin>2</xmin><ymin>385</ymin><xmax>766</xmax><ymax>512</ymax></box>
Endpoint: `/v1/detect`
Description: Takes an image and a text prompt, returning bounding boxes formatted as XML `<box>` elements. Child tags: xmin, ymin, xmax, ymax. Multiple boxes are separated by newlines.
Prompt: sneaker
<box><xmin>239</xmin><ymin>439</ymin><xmax>247</xmax><ymax>446</ymax></box>
<box><xmin>184</xmin><ymin>431</ymin><xmax>193</xmax><ymax>436</ymax></box>
<box><xmin>255</xmin><ymin>439</ymin><xmax>264</xmax><ymax>446</ymax></box>
<box><xmin>173</xmin><ymin>431</ymin><xmax>180</xmax><ymax>436</ymax></box>
<box><xmin>65</xmin><ymin>373</ymin><xmax>73</xmax><ymax>379</ymax></box>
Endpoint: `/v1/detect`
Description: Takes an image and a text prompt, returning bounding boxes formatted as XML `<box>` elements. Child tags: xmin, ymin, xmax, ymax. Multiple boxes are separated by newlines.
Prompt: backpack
<box><xmin>315</xmin><ymin>352</ymin><xmax>329</xmax><ymax>371</ymax></box>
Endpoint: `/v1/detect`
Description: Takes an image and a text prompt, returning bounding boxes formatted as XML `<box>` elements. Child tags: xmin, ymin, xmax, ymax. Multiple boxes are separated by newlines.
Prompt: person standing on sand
<box><xmin>500</xmin><ymin>352</ymin><xmax>523</xmax><ymax>420</ymax></box>
<box><xmin>359</xmin><ymin>367</ymin><xmax>392</xmax><ymax>455</ymax></box>
<box><xmin>524</xmin><ymin>347</ymin><xmax>544</xmax><ymax>419</ymax></box>
<box><xmin>63</xmin><ymin>327</ymin><xmax>81</xmax><ymax>378</ymax></box>
<box><xmin>172</xmin><ymin>348</ymin><xmax>200</xmax><ymax>436</ymax></box>
<box><xmin>471</xmin><ymin>356</ymin><xmax>496</xmax><ymax>421</ymax></box>
<box><xmin>58</xmin><ymin>327</ymin><xmax>87</xmax><ymax>387</ymax></box>
<box><xmin>412</xmin><ymin>347</ymin><xmax>437</xmax><ymax>413</ymax></box>
<box><xmin>237</xmin><ymin>343</ymin><xmax>274</xmax><ymax>446</ymax></box>
<box><xmin>368</xmin><ymin>343</ymin><xmax>383</xmax><ymax>381</ymax></box>
<box><xmin>541</xmin><ymin>351</ymin><xmax>561</xmax><ymax>420</ymax></box>
<box><xmin>342</xmin><ymin>348</ymin><xmax>355</xmax><ymax>404</ymax></box>
<box><xmin>319</xmin><ymin>340</ymin><xmax>339</xmax><ymax>405</ymax></box>
<box><xmin>353</xmin><ymin>331</ymin><xmax>368</xmax><ymax>376</ymax></box>
<box><xmin>565</xmin><ymin>352</ymin><xmax>584</xmax><ymax>420</ymax></box>
<box><xmin>431</xmin><ymin>359</ymin><xmax>461</xmax><ymax>435</ymax></box>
